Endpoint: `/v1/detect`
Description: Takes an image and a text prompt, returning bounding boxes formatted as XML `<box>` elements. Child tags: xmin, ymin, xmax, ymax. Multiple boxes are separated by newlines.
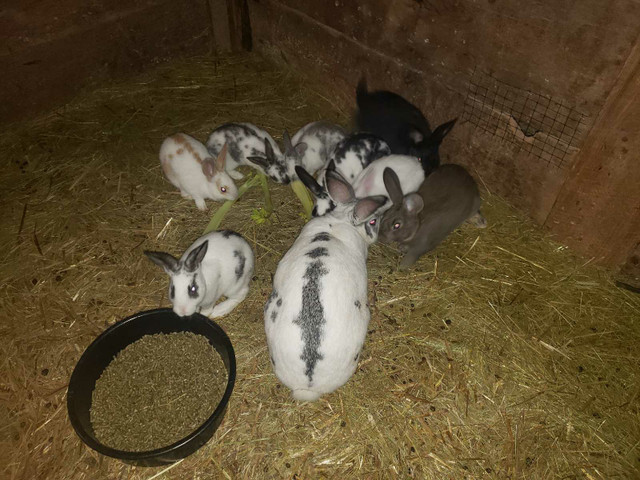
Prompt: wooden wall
<box><xmin>2</xmin><ymin>0</ymin><xmax>638</xmax><ymax>271</ymax></box>
<box><xmin>0</xmin><ymin>0</ymin><xmax>215</xmax><ymax>124</ymax></box>
<box><xmin>248</xmin><ymin>0</ymin><xmax>640</xmax><ymax>270</ymax></box>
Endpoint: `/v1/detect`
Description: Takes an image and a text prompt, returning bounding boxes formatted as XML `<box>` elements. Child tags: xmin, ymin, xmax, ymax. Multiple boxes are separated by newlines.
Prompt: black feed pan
<box><xmin>67</xmin><ymin>308</ymin><xmax>236</xmax><ymax>466</ymax></box>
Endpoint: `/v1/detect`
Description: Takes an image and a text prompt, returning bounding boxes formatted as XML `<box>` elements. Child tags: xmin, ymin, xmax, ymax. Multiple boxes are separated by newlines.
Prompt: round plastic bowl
<box><xmin>67</xmin><ymin>308</ymin><xmax>236</xmax><ymax>466</ymax></box>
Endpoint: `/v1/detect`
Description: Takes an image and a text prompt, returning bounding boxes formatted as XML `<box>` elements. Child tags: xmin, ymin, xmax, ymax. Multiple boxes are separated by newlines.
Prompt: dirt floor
<box><xmin>1</xmin><ymin>54</ymin><xmax>639</xmax><ymax>480</ymax></box>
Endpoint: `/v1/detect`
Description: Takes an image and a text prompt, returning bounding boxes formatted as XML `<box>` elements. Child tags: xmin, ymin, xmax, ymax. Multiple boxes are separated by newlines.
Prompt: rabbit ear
<box><xmin>283</xmin><ymin>130</ymin><xmax>293</xmax><ymax>153</ymax></box>
<box><xmin>184</xmin><ymin>241</ymin><xmax>208</xmax><ymax>272</ymax></box>
<box><xmin>356</xmin><ymin>76</ymin><xmax>368</xmax><ymax>104</ymax></box>
<box><xmin>202</xmin><ymin>158</ymin><xmax>216</xmax><ymax>180</ymax></box>
<box><xmin>383</xmin><ymin>167</ymin><xmax>404</xmax><ymax>205</ymax></box>
<box><xmin>144</xmin><ymin>250</ymin><xmax>180</xmax><ymax>275</ymax></box>
<box><xmin>246</xmin><ymin>155</ymin><xmax>270</xmax><ymax>169</ymax></box>
<box><xmin>295</xmin><ymin>165</ymin><xmax>326</xmax><ymax>199</ymax></box>
<box><xmin>353</xmin><ymin>195</ymin><xmax>388</xmax><ymax>224</ymax></box>
<box><xmin>408</xmin><ymin>127</ymin><xmax>424</xmax><ymax>143</ymax></box>
<box><xmin>325</xmin><ymin>169</ymin><xmax>355</xmax><ymax>204</ymax></box>
<box><xmin>294</xmin><ymin>142</ymin><xmax>307</xmax><ymax>158</ymax></box>
<box><xmin>403</xmin><ymin>193</ymin><xmax>424</xmax><ymax>214</ymax></box>
<box><xmin>213</xmin><ymin>143</ymin><xmax>228</xmax><ymax>172</ymax></box>
<box><xmin>264</xmin><ymin>139</ymin><xmax>277</xmax><ymax>162</ymax></box>
<box><xmin>429</xmin><ymin>118</ymin><xmax>457</xmax><ymax>145</ymax></box>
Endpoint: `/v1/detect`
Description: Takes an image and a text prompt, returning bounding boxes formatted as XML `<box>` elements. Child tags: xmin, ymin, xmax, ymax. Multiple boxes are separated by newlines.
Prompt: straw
<box><xmin>1</xmin><ymin>52</ymin><xmax>639</xmax><ymax>480</ymax></box>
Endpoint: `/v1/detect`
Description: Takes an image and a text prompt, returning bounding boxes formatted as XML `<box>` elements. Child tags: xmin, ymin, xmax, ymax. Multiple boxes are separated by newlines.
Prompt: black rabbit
<box><xmin>355</xmin><ymin>78</ymin><xmax>456</xmax><ymax>176</ymax></box>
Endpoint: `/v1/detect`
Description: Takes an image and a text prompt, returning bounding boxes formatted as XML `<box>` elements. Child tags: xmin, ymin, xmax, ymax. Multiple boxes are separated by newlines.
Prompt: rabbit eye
<box><xmin>170</xmin><ymin>285</ymin><xmax>175</xmax><ymax>299</ymax></box>
<box><xmin>393</xmin><ymin>222</ymin><xmax>401</xmax><ymax>230</ymax></box>
<box><xmin>369</xmin><ymin>219</ymin><xmax>377</xmax><ymax>226</ymax></box>
<box><xmin>221</xmin><ymin>186</ymin><xmax>227</xmax><ymax>193</ymax></box>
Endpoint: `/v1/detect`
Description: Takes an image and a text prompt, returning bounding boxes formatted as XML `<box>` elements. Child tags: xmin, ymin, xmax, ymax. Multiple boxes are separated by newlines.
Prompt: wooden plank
<box><xmin>208</xmin><ymin>0</ymin><xmax>233</xmax><ymax>52</ymax></box>
<box><xmin>227</xmin><ymin>0</ymin><xmax>253</xmax><ymax>52</ymax></box>
<box><xmin>271</xmin><ymin>0</ymin><xmax>640</xmax><ymax>116</ymax></box>
<box><xmin>248</xmin><ymin>0</ymin><xmax>571</xmax><ymax>224</ymax></box>
<box><xmin>0</xmin><ymin>0</ymin><xmax>212</xmax><ymax>124</ymax></box>
<box><xmin>544</xmin><ymin>37</ymin><xmax>640</xmax><ymax>266</ymax></box>
<box><xmin>249</xmin><ymin>0</ymin><xmax>640</xmax><ymax>264</ymax></box>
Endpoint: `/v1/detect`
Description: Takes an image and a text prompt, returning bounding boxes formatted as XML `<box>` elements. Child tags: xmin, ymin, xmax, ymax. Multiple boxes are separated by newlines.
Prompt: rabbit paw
<box><xmin>195</xmin><ymin>198</ymin><xmax>208</xmax><ymax>211</ymax></box>
<box><xmin>467</xmin><ymin>211</ymin><xmax>487</xmax><ymax>228</ymax></box>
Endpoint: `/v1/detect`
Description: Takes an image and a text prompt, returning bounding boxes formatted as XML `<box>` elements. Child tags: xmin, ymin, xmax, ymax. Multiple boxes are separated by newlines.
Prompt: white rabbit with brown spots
<box><xmin>160</xmin><ymin>133</ymin><xmax>238</xmax><ymax>210</ymax></box>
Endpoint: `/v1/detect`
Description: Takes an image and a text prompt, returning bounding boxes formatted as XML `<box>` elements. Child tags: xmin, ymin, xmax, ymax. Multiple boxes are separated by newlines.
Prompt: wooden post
<box><xmin>544</xmin><ymin>36</ymin><xmax>640</xmax><ymax>267</ymax></box>
<box><xmin>207</xmin><ymin>0</ymin><xmax>252</xmax><ymax>53</ymax></box>
<box><xmin>227</xmin><ymin>0</ymin><xmax>253</xmax><ymax>52</ymax></box>
<box><xmin>207</xmin><ymin>0</ymin><xmax>233</xmax><ymax>52</ymax></box>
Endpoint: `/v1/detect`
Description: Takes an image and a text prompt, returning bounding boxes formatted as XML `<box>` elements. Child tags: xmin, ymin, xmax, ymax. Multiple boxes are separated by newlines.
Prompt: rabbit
<box><xmin>282</xmin><ymin>121</ymin><xmax>346</xmax><ymax>180</ymax></box>
<box><xmin>265</xmin><ymin>168</ymin><xmax>389</xmax><ymax>401</ymax></box>
<box><xmin>160</xmin><ymin>134</ymin><xmax>238</xmax><ymax>210</ymax></box>
<box><xmin>378</xmin><ymin>165</ymin><xmax>487</xmax><ymax>268</ymax></box>
<box><xmin>309</xmin><ymin>133</ymin><xmax>392</xmax><ymax>217</ymax></box>
<box><xmin>329</xmin><ymin>132</ymin><xmax>391</xmax><ymax>182</ymax></box>
<box><xmin>144</xmin><ymin>230</ymin><xmax>255</xmax><ymax>318</ymax></box>
<box><xmin>205</xmin><ymin>122</ymin><xmax>289</xmax><ymax>183</ymax></box>
<box><xmin>355</xmin><ymin>77</ymin><xmax>457</xmax><ymax>175</ymax></box>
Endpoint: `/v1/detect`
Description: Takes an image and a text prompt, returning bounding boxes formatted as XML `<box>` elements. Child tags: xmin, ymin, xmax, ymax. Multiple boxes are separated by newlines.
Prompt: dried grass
<box><xmin>1</xmin><ymin>53</ymin><xmax>639</xmax><ymax>480</ymax></box>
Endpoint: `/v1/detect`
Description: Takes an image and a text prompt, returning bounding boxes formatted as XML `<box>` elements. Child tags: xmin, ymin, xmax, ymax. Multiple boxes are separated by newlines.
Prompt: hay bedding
<box><xmin>0</xmin><ymin>53</ymin><xmax>639</xmax><ymax>480</ymax></box>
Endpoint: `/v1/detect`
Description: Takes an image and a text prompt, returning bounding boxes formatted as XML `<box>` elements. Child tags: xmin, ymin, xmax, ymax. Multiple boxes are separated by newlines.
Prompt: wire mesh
<box><xmin>461</xmin><ymin>67</ymin><xmax>588</xmax><ymax>168</ymax></box>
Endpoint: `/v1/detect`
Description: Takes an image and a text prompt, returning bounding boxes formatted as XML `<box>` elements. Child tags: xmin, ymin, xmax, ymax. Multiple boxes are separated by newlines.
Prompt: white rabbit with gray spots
<box><xmin>281</xmin><ymin>121</ymin><xmax>346</xmax><ymax>180</ymax></box>
<box><xmin>144</xmin><ymin>230</ymin><xmax>254</xmax><ymax>318</ymax></box>
<box><xmin>160</xmin><ymin>133</ymin><xmax>238</xmax><ymax>210</ymax></box>
<box><xmin>265</xmin><ymin>168</ymin><xmax>388</xmax><ymax>401</ymax></box>
<box><xmin>206</xmin><ymin>122</ymin><xmax>288</xmax><ymax>183</ymax></box>
<box><xmin>310</xmin><ymin>133</ymin><xmax>391</xmax><ymax>216</ymax></box>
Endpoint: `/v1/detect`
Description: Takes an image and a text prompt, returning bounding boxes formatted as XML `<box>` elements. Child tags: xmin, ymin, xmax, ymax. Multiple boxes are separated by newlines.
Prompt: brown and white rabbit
<box><xmin>379</xmin><ymin>165</ymin><xmax>487</xmax><ymax>267</ymax></box>
<box><xmin>160</xmin><ymin>133</ymin><xmax>238</xmax><ymax>210</ymax></box>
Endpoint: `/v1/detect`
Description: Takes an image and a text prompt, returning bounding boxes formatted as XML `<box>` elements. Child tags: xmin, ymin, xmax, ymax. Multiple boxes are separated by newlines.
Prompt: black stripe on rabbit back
<box><xmin>233</xmin><ymin>250</ymin><xmax>246</xmax><ymax>280</ymax></box>
<box><xmin>294</xmin><ymin>258</ymin><xmax>329</xmax><ymax>383</ymax></box>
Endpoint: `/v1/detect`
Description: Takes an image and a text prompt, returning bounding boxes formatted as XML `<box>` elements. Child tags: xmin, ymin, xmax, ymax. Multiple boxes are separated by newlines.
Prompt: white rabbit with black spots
<box><xmin>265</xmin><ymin>168</ymin><xmax>388</xmax><ymax>401</ymax></box>
<box><xmin>311</xmin><ymin>133</ymin><xmax>391</xmax><ymax>216</ymax></box>
<box><xmin>145</xmin><ymin>230</ymin><xmax>254</xmax><ymax>318</ymax></box>
<box><xmin>206</xmin><ymin>122</ymin><xmax>289</xmax><ymax>183</ymax></box>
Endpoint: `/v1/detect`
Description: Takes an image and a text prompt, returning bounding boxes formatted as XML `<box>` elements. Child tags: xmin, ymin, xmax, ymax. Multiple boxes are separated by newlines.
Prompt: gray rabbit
<box><xmin>379</xmin><ymin>164</ymin><xmax>487</xmax><ymax>267</ymax></box>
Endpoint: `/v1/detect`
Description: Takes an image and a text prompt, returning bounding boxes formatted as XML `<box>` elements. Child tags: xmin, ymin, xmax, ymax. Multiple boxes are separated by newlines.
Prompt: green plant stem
<box><xmin>203</xmin><ymin>173</ymin><xmax>262</xmax><ymax>234</ymax></box>
<box><xmin>290</xmin><ymin>180</ymin><xmax>313</xmax><ymax>221</ymax></box>
<box><xmin>260</xmin><ymin>174</ymin><xmax>273</xmax><ymax>216</ymax></box>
